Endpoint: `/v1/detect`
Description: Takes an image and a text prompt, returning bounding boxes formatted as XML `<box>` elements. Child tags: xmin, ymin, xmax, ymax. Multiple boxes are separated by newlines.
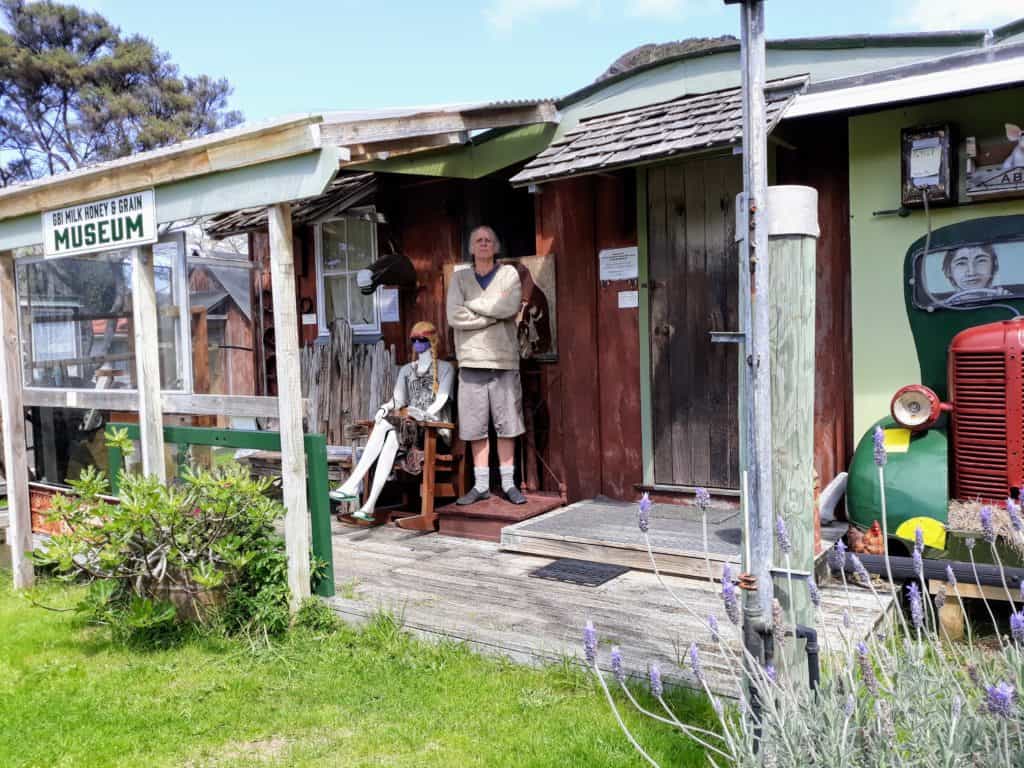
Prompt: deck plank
<box><xmin>328</xmin><ymin>523</ymin><xmax>891</xmax><ymax>697</ymax></box>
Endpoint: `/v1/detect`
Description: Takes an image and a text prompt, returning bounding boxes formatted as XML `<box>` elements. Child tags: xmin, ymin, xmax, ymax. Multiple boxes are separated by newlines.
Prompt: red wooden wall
<box><xmin>775</xmin><ymin>113</ymin><xmax>854</xmax><ymax>495</ymax></box>
<box><xmin>533</xmin><ymin>171</ymin><xmax>642</xmax><ymax>502</ymax></box>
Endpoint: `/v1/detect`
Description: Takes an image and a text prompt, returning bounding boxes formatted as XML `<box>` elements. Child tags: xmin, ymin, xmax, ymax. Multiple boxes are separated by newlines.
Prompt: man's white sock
<box><xmin>500</xmin><ymin>466</ymin><xmax>515</xmax><ymax>492</ymax></box>
<box><xmin>474</xmin><ymin>468</ymin><xmax>490</xmax><ymax>494</ymax></box>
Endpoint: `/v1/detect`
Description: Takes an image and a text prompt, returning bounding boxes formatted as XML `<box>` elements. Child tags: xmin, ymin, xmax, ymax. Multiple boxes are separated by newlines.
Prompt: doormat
<box><xmin>529</xmin><ymin>558</ymin><xmax>630</xmax><ymax>587</ymax></box>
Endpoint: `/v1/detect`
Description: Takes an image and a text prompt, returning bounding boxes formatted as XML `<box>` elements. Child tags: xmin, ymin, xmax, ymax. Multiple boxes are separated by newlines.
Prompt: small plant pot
<box><xmin>147</xmin><ymin>579</ymin><xmax>228</xmax><ymax>623</ymax></box>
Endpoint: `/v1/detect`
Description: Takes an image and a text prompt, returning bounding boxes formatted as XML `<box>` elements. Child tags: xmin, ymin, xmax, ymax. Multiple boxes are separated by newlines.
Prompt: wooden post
<box><xmin>766</xmin><ymin>185</ymin><xmax>819</xmax><ymax>675</ymax></box>
<box><xmin>0</xmin><ymin>251</ymin><xmax>34</xmax><ymax>587</ymax></box>
<box><xmin>267</xmin><ymin>203</ymin><xmax>311</xmax><ymax>609</ymax></box>
<box><xmin>131</xmin><ymin>245</ymin><xmax>167</xmax><ymax>482</ymax></box>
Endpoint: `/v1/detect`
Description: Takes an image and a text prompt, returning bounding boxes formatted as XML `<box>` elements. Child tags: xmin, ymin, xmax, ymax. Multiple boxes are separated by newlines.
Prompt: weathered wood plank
<box><xmin>0</xmin><ymin>252</ymin><xmax>33</xmax><ymax>587</ymax></box>
<box><xmin>681</xmin><ymin>159</ymin><xmax>708</xmax><ymax>486</ymax></box>
<box><xmin>130</xmin><ymin>246</ymin><xmax>166</xmax><ymax>482</ymax></box>
<box><xmin>326</xmin><ymin>524</ymin><xmax>891</xmax><ymax>697</ymax></box>
<box><xmin>268</xmin><ymin>203</ymin><xmax>311</xmax><ymax>610</ymax></box>
<box><xmin>21</xmin><ymin>388</ymin><xmax>301</xmax><ymax>419</ymax></box>
<box><xmin>647</xmin><ymin>166</ymin><xmax>673</xmax><ymax>485</ymax></box>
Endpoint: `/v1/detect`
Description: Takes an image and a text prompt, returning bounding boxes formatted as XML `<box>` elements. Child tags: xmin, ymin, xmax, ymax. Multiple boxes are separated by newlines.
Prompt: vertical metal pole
<box><xmin>737</xmin><ymin>0</ymin><xmax>774</xmax><ymax>619</ymax></box>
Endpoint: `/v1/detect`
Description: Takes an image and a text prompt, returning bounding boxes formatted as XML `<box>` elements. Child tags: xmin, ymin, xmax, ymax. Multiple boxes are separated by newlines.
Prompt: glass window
<box><xmin>16</xmin><ymin>239</ymin><xmax>190</xmax><ymax>390</ymax></box>
<box><xmin>317</xmin><ymin>215</ymin><xmax>380</xmax><ymax>334</ymax></box>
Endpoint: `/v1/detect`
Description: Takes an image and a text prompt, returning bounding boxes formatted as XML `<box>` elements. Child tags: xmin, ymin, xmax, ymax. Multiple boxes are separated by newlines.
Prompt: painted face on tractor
<box><xmin>945</xmin><ymin>246</ymin><xmax>997</xmax><ymax>290</ymax></box>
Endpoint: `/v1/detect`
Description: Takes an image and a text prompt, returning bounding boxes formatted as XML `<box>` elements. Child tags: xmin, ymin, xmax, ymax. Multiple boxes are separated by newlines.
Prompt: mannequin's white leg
<box><xmin>336</xmin><ymin>421</ymin><xmax>392</xmax><ymax>495</ymax></box>
<box><xmin>357</xmin><ymin>430</ymin><xmax>400</xmax><ymax>517</ymax></box>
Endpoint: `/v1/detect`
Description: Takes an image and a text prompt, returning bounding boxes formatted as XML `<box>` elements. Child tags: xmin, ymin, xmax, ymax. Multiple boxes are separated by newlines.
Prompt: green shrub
<box><xmin>34</xmin><ymin>463</ymin><xmax>291</xmax><ymax>642</ymax></box>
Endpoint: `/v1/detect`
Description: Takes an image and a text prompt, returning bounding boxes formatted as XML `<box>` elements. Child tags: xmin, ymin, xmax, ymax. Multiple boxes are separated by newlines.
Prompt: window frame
<box><xmin>314</xmin><ymin>212</ymin><xmax>381</xmax><ymax>337</ymax></box>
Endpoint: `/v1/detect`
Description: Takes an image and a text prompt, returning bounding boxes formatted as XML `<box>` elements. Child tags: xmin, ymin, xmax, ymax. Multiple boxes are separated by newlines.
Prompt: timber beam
<box><xmin>320</xmin><ymin>103</ymin><xmax>559</xmax><ymax>146</ymax></box>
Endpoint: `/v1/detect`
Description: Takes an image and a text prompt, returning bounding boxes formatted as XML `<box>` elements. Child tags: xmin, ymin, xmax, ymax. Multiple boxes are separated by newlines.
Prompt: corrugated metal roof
<box><xmin>204</xmin><ymin>172</ymin><xmax>376</xmax><ymax>238</ymax></box>
<box><xmin>511</xmin><ymin>76</ymin><xmax>807</xmax><ymax>186</ymax></box>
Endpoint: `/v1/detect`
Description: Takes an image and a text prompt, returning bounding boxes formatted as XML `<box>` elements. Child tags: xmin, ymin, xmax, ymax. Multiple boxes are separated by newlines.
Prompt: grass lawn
<box><xmin>0</xmin><ymin>574</ymin><xmax>717</xmax><ymax>768</ymax></box>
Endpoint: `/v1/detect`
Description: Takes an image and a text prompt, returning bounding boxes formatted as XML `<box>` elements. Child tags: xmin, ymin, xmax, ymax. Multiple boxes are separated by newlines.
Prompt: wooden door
<box><xmin>648</xmin><ymin>156</ymin><xmax>741</xmax><ymax>490</ymax></box>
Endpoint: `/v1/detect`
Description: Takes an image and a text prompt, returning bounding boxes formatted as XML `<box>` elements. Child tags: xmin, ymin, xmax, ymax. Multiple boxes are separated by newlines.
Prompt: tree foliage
<box><xmin>0</xmin><ymin>0</ymin><xmax>243</xmax><ymax>186</ymax></box>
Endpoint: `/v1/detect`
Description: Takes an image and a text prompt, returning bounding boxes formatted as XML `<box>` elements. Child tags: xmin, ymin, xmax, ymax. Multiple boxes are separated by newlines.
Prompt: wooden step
<box><xmin>436</xmin><ymin>491</ymin><xmax>563</xmax><ymax>542</ymax></box>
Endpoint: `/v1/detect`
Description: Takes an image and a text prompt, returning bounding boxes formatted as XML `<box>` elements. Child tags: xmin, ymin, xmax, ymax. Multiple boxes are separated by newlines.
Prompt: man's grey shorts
<box><xmin>457</xmin><ymin>368</ymin><xmax>525</xmax><ymax>441</ymax></box>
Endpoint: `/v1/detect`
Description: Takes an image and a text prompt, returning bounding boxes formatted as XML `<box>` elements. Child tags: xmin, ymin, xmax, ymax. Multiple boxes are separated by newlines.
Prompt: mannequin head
<box><xmin>409</xmin><ymin>320</ymin><xmax>440</xmax><ymax>394</ymax></box>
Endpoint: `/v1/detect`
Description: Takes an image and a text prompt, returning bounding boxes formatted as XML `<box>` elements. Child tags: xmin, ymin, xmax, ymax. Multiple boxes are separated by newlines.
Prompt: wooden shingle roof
<box><xmin>511</xmin><ymin>75</ymin><xmax>807</xmax><ymax>186</ymax></box>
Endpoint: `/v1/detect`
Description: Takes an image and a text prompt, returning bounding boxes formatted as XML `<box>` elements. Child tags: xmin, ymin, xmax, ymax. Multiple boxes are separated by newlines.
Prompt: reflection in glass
<box><xmin>16</xmin><ymin>244</ymin><xmax>186</xmax><ymax>389</ymax></box>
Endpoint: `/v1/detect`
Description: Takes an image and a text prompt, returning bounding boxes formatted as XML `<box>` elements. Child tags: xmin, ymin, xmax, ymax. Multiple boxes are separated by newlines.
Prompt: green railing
<box><xmin>105</xmin><ymin>423</ymin><xmax>335</xmax><ymax>597</ymax></box>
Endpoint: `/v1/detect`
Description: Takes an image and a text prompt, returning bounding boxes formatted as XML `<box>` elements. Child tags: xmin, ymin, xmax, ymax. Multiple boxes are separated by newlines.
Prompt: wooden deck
<box><xmin>501</xmin><ymin>498</ymin><xmax>845</xmax><ymax>579</ymax></box>
<box><xmin>328</xmin><ymin>521</ymin><xmax>890</xmax><ymax>697</ymax></box>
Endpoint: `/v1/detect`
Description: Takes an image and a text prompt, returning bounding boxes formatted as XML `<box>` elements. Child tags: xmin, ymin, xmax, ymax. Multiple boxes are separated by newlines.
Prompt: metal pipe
<box><xmin>794</xmin><ymin>624</ymin><xmax>820</xmax><ymax>691</ymax></box>
<box><xmin>832</xmin><ymin>553</ymin><xmax>1024</xmax><ymax>590</ymax></box>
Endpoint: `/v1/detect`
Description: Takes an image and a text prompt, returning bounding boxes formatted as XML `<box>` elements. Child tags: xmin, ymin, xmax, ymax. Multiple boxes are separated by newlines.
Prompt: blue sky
<box><xmin>81</xmin><ymin>0</ymin><xmax>1023</xmax><ymax>123</ymax></box>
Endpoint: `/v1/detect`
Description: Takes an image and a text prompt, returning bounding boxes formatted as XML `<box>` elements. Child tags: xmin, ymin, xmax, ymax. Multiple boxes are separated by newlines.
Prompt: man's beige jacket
<box><xmin>446</xmin><ymin>264</ymin><xmax>522</xmax><ymax>370</ymax></box>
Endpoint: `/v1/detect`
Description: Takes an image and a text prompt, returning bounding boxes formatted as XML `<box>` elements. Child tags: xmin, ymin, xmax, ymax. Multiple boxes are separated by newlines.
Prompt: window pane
<box><xmin>324</xmin><ymin>274</ymin><xmax>348</xmax><ymax>323</ymax></box>
<box><xmin>16</xmin><ymin>244</ymin><xmax>186</xmax><ymax>390</ymax></box>
<box><xmin>346</xmin><ymin>218</ymin><xmax>375</xmax><ymax>270</ymax></box>
<box><xmin>321</xmin><ymin>220</ymin><xmax>347</xmax><ymax>272</ymax></box>
<box><xmin>349</xmin><ymin>277</ymin><xmax>375</xmax><ymax>327</ymax></box>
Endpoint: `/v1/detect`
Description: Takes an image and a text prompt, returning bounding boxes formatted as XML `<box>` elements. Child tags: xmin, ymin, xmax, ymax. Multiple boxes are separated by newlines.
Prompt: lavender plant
<box><xmin>582</xmin><ymin>492</ymin><xmax>1024</xmax><ymax>767</ymax></box>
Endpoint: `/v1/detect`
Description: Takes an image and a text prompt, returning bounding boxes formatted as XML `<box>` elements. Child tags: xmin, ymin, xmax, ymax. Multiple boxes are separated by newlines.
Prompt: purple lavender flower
<box><xmin>583</xmin><ymin>621</ymin><xmax>597</xmax><ymax>665</ymax></box>
<box><xmin>721</xmin><ymin>563</ymin><xmax>740</xmax><ymax>625</ymax></box>
<box><xmin>985</xmin><ymin>682</ymin><xmax>1016</xmax><ymax>718</ymax></box>
<box><xmin>610</xmin><ymin>646</ymin><xmax>624</xmax><ymax>683</ymax></box>
<box><xmin>808</xmin><ymin>578</ymin><xmax>821</xmax><ymax>608</ymax></box>
<box><xmin>946</xmin><ymin>564</ymin><xmax>957</xmax><ymax>588</ymax></box>
<box><xmin>915</xmin><ymin>525</ymin><xmax>924</xmax><ymax>552</ymax></box>
<box><xmin>1008</xmin><ymin>500</ymin><xmax>1023</xmax><ymax>533</ymax></box>
<box><xmin>829</xmin><ymin>540</ymin><xmax>848</xmax><ymax>571</ymax></box>
<box><xmin>843</xmin><ymin>609</ymin><xmax>851</xmax><ymax>629</ymax></box>
<box><xmin>689</xmin><ymin>643</ymin><xmax>704</xmax><ymax>683</ymax></box>
<box><xmin>873</xmin><ymin>426</ymin><xmax>887</xmax><ymax>467</ymax></box>
<box><xmin>765</xmin><ymin>664</ymin><xmax>777</xmax><ymax>684</ymax></box>
<box><xmin>935</xmin><ymin>584</ymin><xmax>947</xmax><ymax>610</ymax></box>
<box><xmin>638</xmin><ymin>493</ymin><xmax>652</xmax><ymax>533</ymax></box>
<box><xmin>952</xmin><ymin>695</ymin><xmax>962</xmax><ymax>720</ymax></box>
<box><xmin>775</xmin><ymin>515</ymin><xmax>792</xmax><ymax>555</ymax></box>
<box><xmin>907</xmin><ymin>582</ymin><xmax>924</xmax><ymax>630</ymax></box>
<box><xmin>850</xmin><ymin>553</ymin><xmax>870</xmax><ymax>587</ymax></box>
<box><xmin>967</xmin><ymin>663</ymin><xmax>981</xmax><ymax>688</ymax></box>
<box><xmin>694</xmin><ymin>487</ymin><xmax>710</xmax><ymax>511</ymax></box>
<box><xmin>856</xmin><ymin>642</ymin><xmax>879</xmax><ymax>697</ymax></box>
<box><xmin>980</xmin><ymin>506</ymin><xmax>996</xmax><ymax>544</ymax></box>
<box><xmin>649</xmin><ymin>663</ymin><xmax>663</xmax><ymax>697</ymax></box>
<box><xmin>844</xmin><ymin>694</ymin><xmax>856</xmax><ymax>717</ymax></box>
<box><xmin>964</xmin><ymin>537</ymin><xmax>976</xmax><ymax>551</ymax></box>
<box><xmin>912</xmin><ymin>548</ymin><xmax>923</xmax><ymax>579</ymax></box>
<box><xmin>1011</xmin><ymin>611</ymin><xmax>1024</xmax><ymax>644</ymax></box>
<box><xmin>708</xmin><ymin>614</ymin><xmax>720</xmax><ymax>643</ymax></box>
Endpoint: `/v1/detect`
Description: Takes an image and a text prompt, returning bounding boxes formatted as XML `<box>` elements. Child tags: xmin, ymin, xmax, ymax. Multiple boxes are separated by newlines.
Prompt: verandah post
<box><xmin>130</xmin><ymin>244</ymin><xmax>167</xmax><ymax>482</ymax></box>
<box><xmin>0</xmin><ymin>250</ymin><xmax>34</xmax><ymax>587</ymax></box>
<box><xmin>267</xmin><ymin>203</ymin><xmax>312</xmax><ymax>610</ymax></box>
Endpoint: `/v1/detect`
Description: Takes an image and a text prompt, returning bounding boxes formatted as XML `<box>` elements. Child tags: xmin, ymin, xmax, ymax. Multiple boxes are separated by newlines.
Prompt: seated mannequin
<box><xmin>330</xmin><ymin>321</ymin><xmax>454</xmax><ymax>521</ymax></box>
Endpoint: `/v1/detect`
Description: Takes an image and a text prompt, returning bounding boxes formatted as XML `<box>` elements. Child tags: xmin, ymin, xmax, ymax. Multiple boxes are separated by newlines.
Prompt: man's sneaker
<box><xmin>504</xmin><ymin>486</ymin><xmax>527</xmax><ymax>505</ymax></box>
<box><xmin>456</xmin><ymin>487</ymin><xmax>491</xmax><ymax>506</ymax></box>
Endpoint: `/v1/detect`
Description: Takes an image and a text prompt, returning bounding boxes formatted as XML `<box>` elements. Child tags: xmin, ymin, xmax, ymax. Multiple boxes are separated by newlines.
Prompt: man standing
<box><xmin>446</xmin><ymin>225</ymin><xmax>527</xmax><ymax>505</ymax></box>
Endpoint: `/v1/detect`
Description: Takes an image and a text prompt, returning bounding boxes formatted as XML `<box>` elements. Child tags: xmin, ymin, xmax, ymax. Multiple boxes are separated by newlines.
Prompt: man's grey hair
<box><xmin>468</xmin><ymin>225</ymin><xmax>501</xmax><ymax>259</ymax></box>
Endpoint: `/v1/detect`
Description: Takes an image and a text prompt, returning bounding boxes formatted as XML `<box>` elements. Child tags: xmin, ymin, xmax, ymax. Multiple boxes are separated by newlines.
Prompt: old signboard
<box><xmin>964</xmin><ymin>124</ymin><xmax>1024</xmax><ymax>200</ymax></box>
<box><xmin>42</xmin><ymin>189</ymin><xmax>157</xmax><ymax>259</ymax></box>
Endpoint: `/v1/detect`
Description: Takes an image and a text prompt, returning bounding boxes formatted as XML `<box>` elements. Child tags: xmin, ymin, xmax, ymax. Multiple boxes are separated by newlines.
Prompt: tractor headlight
<box><xmin>891</xmin><ymin>384</ymin><xmax>943</xmax><ymax>430</ymax></box>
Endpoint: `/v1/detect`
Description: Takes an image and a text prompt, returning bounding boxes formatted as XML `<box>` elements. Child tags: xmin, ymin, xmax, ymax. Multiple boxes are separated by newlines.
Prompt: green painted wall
<box><xmin>848</xmin><ymin>87</ymin><xmax>1024</xmax><ymax>440</ymax></box>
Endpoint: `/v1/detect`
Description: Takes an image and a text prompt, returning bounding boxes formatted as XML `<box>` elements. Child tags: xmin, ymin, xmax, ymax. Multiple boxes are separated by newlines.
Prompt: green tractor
<box><xmin>844</xmin><ymin>215</ymin><xmax>1024</xmax><ymax>563</ymax></box>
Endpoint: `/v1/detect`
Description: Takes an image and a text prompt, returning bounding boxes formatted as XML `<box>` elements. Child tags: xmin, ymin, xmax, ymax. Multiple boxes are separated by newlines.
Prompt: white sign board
<box><xmin>617</xmin><ymin>290</ymin><xmax>639</xmax><ymax>309</ymax></box>
<box><xmin>599</xmin><ymin>246</ymin><xmax>638</xmax><ymax>281</ymax></box>
<box><xmin>42</xmin><ymin>189</ymin><xmax>157</xmax><ymax>259</ymax></box>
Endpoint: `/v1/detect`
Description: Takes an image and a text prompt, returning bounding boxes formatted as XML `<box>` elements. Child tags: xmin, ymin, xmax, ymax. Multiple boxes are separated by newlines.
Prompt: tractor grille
<box><xmin>952</xmin><ymin>351</ymin><xmax>1009</xmax><ymax>501</ymax></box>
